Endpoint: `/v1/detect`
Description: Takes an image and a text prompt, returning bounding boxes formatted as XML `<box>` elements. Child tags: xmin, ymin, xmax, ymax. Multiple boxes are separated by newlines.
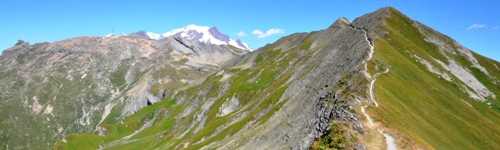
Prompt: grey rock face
<box><xmin>204</xmin><ymin>18</ymin><xmax>372</xmax><ymax>150</ymax></box>
<box><xmin>250</xmin><ymin>20</ymin><xmax>368</xmax><ymax>150</ymax></box>
<box><xmin>0</xmin><ymin>17</ymin><xmax>374</xmax><ymax>149</ymax></box>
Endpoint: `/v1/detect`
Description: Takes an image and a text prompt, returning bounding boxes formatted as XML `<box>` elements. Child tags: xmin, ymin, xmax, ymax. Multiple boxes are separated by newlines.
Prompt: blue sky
<box><xmin>1</xmin><ymin>0</ymin><xmax>499</xmax><ymax>60</ymax></box>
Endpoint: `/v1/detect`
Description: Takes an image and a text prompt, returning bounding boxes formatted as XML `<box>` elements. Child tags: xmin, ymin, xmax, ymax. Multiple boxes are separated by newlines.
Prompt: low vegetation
<box><xmin>367</xmin><ymin>9</ymin><xmax>500</xmax><ymax>149</ymax></box>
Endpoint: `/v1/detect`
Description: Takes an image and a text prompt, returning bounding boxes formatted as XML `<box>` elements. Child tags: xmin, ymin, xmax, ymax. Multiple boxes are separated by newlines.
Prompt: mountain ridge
<box><xmin>1</xmin><ymin>7</ymin><xmax>499</xmax><ymax>150</ymax></box>
<box><xmin>129</xmin><ymin>24</ymin><xmax>251</xmax><ymax>50</ymax></box>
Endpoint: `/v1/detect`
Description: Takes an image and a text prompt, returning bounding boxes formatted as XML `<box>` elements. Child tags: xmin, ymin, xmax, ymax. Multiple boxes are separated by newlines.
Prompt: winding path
<box><xmin>363</xmin><ymin>68</ymin><xmax>397</xmax><ymax>150</ymax></box>
<box><xmin>357</xmin><ymin>27</ymin><xmax>398</xmax><ymax>150</ymax></box>
<box><xmin>368</xmin><ymin>68</ymin><xmax>389</xmax><ymax>107</ymax></box>
<box><xmin>383</xmin><ymin>133</ymin><xmax>397</xmax><ymax>150</ymax></box>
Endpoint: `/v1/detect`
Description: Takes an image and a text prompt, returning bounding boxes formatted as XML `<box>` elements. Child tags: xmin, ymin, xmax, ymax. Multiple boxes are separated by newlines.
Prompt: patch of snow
<box><xmin>105</xmin><ymin>34</ymin><xmax>114</xmax><ymax>37</ymax></box>
<box><xmin>144</xmin><ymin>24</ymin><xmax>251</xmax><ymax>50</ymax></box>
<box><xmin>104</xmin><ymin>33</ymin><xmax>126</xmax><ymax>38</ymax></box>
<box><xmin>145</xmin><ymin>32</ymin><xmax>161</xmax><ymax>40</ymax></box>
<box><xmin>228</xmin><ymin>39</ymin><xmax>252</xmax><ymax>50</ymax></box>
<box><xmin>163</xmin><ymin>25</ymin><xmax>227</xmax><ymax>45</ymax></box>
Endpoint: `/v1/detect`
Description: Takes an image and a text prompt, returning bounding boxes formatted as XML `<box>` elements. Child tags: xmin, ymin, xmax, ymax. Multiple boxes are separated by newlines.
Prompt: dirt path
<box><xmin>362</xmin><ymin>67</ymin><xmax>397</xmax><ymax>150</ymax></box>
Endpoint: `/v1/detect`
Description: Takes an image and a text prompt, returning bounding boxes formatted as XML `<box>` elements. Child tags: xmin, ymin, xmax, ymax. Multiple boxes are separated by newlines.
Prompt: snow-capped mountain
<box><xmin>143</xmin><ymin>24</ymin><xmax>251</xmax><ymax>50</ymax></box>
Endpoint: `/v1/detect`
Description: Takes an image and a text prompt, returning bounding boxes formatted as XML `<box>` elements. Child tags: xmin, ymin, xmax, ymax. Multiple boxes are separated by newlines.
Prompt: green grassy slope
<box><xmin>55</xmin><ymin>98</ymin><xmax>180</xmax><ymax>150</ymax></box>
<box><xmin>367</xmin><ymin>8</ymin><xmax>500</xmax><ymax>149</ymax></box>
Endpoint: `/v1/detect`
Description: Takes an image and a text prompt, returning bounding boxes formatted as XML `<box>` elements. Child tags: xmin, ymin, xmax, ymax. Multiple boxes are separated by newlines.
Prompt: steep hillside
<box><xmin>56</xmin><ymin>18</ymin><xmax>374</xmax><ymax>149</ymax></box>
<box><xmin>0</xmin><ymin>32</ymin><xmax>247</xmax><ymax>149</ymax></box>
<box><xmin>353</xmin><ymin>7</ymin><xmax>500</xmax><ymax>149</ymax></box>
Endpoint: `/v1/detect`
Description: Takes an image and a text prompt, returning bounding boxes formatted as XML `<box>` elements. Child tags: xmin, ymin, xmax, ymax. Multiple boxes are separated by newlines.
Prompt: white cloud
<box><xmin>467</xmin><ymin>24</ymin><xmax>487</xmax><ymax>30</ymax></box>
<box><xmin>237</xmin><ymin>31</ymin><xmax>246</xmax><ymax>37</ymax></box>
<box><xmin>252</xmin><ymin>28</ymin><xmax>284</xmax><ymax>38</ymax></box>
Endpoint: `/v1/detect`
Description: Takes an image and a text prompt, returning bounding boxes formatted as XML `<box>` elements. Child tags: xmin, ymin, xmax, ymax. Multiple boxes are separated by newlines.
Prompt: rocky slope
<box><xmin>1</xmin><ymin>7</ymin><xmax>499</xmax><ymax>150</ymax></box>
<box><xmin>51</xmin><ymin>16</ymin><xmax>373</xmax><ymax>150</ymax></box>
<box><xmin>0</xmin><ymin>30</ymin><xmax>247</xmax><ymax>149</ymax></box>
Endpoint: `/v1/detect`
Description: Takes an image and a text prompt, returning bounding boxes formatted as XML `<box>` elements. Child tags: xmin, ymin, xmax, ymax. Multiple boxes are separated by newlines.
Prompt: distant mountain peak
<box><xmin>133</xmin><ymin>24</ymin><xmax>251</xmax><ymax>50</ymax></box>
<box><xmin>15</xmin><ymin>40</ymin><xmax>28</xmax><ymax>46</ymax></box>
<box><xmin>329</xmin><ymin>17</ymin><xmax>351</xmax><ymax>29</ymax></box>
<box><xmin>374</xmin><ymin>6</ymin><xmax>399</xmax><ymax>14</ymax></box>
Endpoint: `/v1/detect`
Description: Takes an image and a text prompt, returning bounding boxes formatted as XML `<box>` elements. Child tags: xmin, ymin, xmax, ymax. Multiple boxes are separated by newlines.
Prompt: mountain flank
<box><xmin>0</xmin><ymin>7</ymin><xmax>499</xmax><ymax>150</ymax></box>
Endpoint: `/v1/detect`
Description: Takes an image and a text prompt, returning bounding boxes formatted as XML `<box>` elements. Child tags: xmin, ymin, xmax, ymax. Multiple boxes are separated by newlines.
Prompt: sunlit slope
<box><xmin>362</xmin><ymin>8</ymin><xmax>500</xmax><ymax>149</ymax></box>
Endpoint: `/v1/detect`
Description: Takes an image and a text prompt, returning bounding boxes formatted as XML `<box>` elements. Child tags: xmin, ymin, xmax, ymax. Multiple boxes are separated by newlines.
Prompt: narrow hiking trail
<box><xmin>362</xmin><ymin>67</ymin><xmax>397</xmax><ymax>150</ymax></box>
<box><xmin>358</xmin><ymin>27</ymin><xmax>398</xmax><ymax>150</ymax></box>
